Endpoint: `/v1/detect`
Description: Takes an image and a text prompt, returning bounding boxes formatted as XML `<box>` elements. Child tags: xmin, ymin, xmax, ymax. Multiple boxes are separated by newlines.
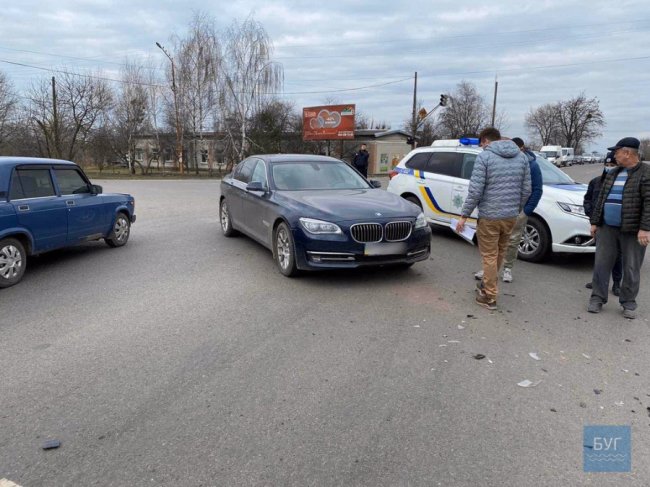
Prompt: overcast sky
<box><xmin>1</xmin><ymin>0</ymin><xmax>649</xmax><ymax>152</ymax></box>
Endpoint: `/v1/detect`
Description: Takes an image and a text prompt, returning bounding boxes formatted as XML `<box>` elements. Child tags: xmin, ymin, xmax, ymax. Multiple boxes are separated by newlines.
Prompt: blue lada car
<box><xmin>0</xmin><ymin>157</ymin><xmax>136</xmax><ymax>288</ymax></box>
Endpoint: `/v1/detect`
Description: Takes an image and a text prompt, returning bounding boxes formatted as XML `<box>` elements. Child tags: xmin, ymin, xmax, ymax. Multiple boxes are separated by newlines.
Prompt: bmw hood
<box><xmin>543</xmin><ymin>183</ymin><xmax>588</xmax><ymax>205</ymax></box>
<box><xmin>275</xmin><ymin>189</ymin><xmax>421</xmax><ymax>222</ymax></box>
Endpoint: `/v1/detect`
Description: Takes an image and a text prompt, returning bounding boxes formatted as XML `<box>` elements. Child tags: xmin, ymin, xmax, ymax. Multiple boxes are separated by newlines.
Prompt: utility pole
<box><xmin>411</xmin><ymin>71</ymin><xmax>417</xmax><ymax>149</ymax></box>
<box><xmin>491</xmin><ymin>74</ymin><xmax>498</xmax><ymax>127</ymax></box>
<box><xmin>156</xmin><ymin>42</ymin><xmax>184</xmax><ymax>174</ymax></box>
<box><xmin>51</xmin><ymin>76</ymin><xmax>61</xmax><ymax>159</ymax></box>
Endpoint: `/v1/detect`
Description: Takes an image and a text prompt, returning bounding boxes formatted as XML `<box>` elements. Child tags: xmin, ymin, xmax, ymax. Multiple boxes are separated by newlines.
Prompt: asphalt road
<box><xmin>1</xmin><ymin>164</ymin><xmax>649</xmax><ymax>486</ymax></box>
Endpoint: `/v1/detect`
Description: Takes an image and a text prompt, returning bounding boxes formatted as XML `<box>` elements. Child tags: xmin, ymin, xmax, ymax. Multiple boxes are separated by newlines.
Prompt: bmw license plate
<box><xmin>364</xmin><ymin>242</ymin><xmax>407</xmax><ymax>256</ymax></box>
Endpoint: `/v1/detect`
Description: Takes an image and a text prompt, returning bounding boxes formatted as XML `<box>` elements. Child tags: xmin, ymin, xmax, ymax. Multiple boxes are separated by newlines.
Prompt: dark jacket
<box><xmin>590</xmin><ymin>162</ymin><xmax>650</xmax><ymax>232</ymax></box>
<box><xmin>583</xmin><ymin>170</ymin><xmax>607</xmax><ymax>218</ymax></box>
<box><xmin>523</xmin><ymin>150</ymin><xmax>543</xmax><ymax>216</ymax></box>
<box><xmin>352</xmin><ymin>150</ymin><xmax>369</xmax><ymax>168</ymax></box>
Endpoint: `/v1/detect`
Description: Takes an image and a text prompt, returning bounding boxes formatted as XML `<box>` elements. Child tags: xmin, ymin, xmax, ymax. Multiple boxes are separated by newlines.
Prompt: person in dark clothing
<box><xmin>352</xmin><ymin>144</ymin><xmax>370</xmax><ymax>177</ymax></box>
<box><xmin>587</xmin><ymin>137</ymin><xmax>650</xmax><ymax>319</ymax></box>
<box><xmin>584</xmin><ymin>151</ymin><xmax>623</xmax><ymax>295</ymax></box>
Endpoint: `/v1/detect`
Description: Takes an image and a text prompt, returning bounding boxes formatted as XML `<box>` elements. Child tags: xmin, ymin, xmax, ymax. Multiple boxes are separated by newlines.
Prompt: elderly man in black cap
<box><xmin>588</xmin><ymin>137</ymin><xmax>650</xmax><ymax>319</ymax></box>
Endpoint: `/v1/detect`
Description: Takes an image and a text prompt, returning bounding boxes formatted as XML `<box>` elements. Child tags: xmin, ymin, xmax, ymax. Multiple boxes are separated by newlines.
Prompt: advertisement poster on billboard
<box><xmin>303</xmin><ymin>105</ymin><xmax>355</xmax><ymax>140</ymax></box>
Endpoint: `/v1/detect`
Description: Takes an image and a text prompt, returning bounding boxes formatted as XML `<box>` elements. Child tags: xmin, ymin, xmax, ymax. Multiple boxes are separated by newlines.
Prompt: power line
<box><xmin>0</xmin><ymin>59</ymin><xmax>166</xmax><ymax>88</ymax></box>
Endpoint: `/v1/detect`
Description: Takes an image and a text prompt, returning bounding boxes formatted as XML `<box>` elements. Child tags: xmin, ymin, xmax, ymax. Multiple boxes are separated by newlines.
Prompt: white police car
<box><xmin>387</xmin><ymin>138</ymin><xmax>595</xmax><ymax>262</ymax></box>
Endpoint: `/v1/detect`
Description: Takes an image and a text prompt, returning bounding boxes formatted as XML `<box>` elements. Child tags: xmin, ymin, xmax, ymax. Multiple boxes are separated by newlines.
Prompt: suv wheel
<box><xmin>0</xmin><ymin>238</ymin><xmax>26</xmax><ymax>288</ymax></box>
<box><xmin>518</xmin><ymin>216</ymin><xmax>550</xmax><ymax>262</ymax></box>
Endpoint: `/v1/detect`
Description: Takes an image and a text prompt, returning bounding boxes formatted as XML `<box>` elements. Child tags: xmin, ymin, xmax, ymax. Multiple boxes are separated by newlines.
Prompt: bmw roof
<box><xmin>250</xmin><ymin>154</ymin><xmax>343</xmax><ymax>164</ymax></box>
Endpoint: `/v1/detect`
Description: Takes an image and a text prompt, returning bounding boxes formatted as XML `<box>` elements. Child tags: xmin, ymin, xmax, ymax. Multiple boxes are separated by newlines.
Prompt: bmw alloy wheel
<box><xmin>519</xmin><ymin>223</ymin><xmax>540</xmax><ymax>256</ymax></box>
<box><xmin>276</xmin><ymin>226</ymin><xmax>291</xmax><ymax>271</ymax></box>
<box><xmin>221</xmin><ymin>202</ymin><xmax>229</xmax><ymax>232</ymax></box>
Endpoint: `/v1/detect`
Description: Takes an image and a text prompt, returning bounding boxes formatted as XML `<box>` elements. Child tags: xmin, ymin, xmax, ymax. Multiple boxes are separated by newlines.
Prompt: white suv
<box><xmin>387</xmin><ymin>139</ymin><xmax>595</xmax><ymax>262</ymax></box>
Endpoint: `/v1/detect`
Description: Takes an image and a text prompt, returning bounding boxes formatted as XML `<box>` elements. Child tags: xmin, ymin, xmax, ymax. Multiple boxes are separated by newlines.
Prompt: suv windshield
<box><xmin>535</xmin><ymin>155</ymin><xmax>576</xmax><ymax>184</ymax></box>
<box><xmin>272</xmin><ymin>161</ymin><xmax>371</xmax><ymax>191</ymax></box>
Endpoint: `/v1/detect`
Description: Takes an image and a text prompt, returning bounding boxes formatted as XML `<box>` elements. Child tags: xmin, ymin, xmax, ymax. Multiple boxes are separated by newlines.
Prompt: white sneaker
<box><xmin>502</xmin><ymin>268</ymin><xmax>513</xmax><ymax>282</ymax></box>
<box><xmin>474</xmin><ymin>270</ymin><xmax>484</xmax><ymax>280</ymax></box>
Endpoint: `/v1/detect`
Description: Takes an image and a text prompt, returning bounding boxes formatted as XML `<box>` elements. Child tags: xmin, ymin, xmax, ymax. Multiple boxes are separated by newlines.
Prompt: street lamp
<box><xmin>156</xmin><ymin>41</ymin><xmax>184</xmax><ymax>174</ymax></box>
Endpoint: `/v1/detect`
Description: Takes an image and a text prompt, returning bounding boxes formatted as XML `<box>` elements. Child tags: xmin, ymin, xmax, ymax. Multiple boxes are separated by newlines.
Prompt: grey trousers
<box><xmin>590</xmin><ymin>225</ymin><xmax>646</xmax><ymax>310</ymax></box>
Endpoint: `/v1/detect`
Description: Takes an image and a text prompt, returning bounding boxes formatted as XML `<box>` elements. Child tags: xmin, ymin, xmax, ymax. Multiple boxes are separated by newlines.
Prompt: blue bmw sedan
<box><xmin>219</xmin><ymin>154</ymin><xmax>431</xmax><ymax>276</ymax></box>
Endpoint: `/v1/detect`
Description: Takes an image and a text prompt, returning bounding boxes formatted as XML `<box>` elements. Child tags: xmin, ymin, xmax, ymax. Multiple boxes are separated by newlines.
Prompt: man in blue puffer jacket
<box><xmin>456</xmin><ymin>128</ymin><xmax>531</xmax><ymax>310</ymax></box>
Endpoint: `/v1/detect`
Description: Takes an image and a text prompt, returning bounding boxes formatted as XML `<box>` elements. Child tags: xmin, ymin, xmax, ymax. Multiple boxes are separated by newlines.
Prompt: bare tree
<box><xmin>439</xmin><ymin>81</ymin><xmax>489</xmax><ymax>138</ymax></box>
<box><xmin>556</xmin><ymin>93</ymin><xmax>605</xmax><ymax>151</ymax></box>
<box><xmin>640</xmin><ymin>138</ymin><xmax>649</xmax><ymax>161</ymax></box>
<box><xmin>113</xmin><ymin>61</ymin><xmax>150</xmax><ymax>174</ymax></box>
<box><xmin>0</xmin><ymin>71</ymin><xmax>17</xmax><ymax>151</ymax></box>
<box><xmin>525</xmin><ymin>103</ymin><xmax>560</xmax><ymax>145</ymax></box>
<box><xmin>526</xmin><ymin>94</ymin><xmax>604</xmax><ymax>150</ymax></box>
<box><xmin>27</xmin><ymin>70</ymin><xmax>113</xmax><ymax>161</ymax></box>
<box><xmin>174</xmin><ymin>12</ymin><xmax>222</xmax><ymax>174</ymax></box>
<box><xmin>219</xmin><ymin>16</ymin><xmax>283</xmax><ymax>164</ymax></box>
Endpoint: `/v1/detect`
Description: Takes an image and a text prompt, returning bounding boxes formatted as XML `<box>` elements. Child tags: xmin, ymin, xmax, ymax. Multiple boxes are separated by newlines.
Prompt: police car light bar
<box><xmin>459</xmin><ymin>137</ymin><xmax>480</xmax><ymax>146</ymax></box>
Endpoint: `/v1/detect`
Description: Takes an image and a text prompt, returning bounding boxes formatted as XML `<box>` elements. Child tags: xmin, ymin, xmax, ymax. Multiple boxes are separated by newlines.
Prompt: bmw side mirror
<box><xmin>90</xmin><ymin>184</ymin><xmax>103</xmax><ymax>195</ymax></box>
<box><xmin>246</xmin><ymin>181</ymin><xmax>267</xmax><ymax>193</ymax></box>
<box><xmin>369</xmin><ymin>179</ymin><xmax>382</xmax><ymax>188</ymax></box>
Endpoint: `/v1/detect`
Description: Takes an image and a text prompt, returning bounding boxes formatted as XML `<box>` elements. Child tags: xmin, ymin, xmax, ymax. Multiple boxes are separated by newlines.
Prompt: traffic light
<box><xmin>440</xmin><ymin>94</ymin><xmax>448</xmax><ymax>107</ymax></box>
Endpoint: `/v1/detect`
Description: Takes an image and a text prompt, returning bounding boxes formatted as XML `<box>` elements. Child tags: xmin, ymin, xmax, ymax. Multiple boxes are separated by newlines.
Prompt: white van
<box><xmin>540</xmin><ymin>145</ymin><xmax>562</xmax><ymax>166</ymax></box>
<box><xmin>561</xmin><ymin>147</ymin><xmax>575</xmax><ymax>166</ymax></box>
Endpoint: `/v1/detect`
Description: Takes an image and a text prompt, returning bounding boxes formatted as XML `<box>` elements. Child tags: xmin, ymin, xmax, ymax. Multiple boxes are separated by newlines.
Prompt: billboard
<box><xmin>303</xmin><ymin>104</ymin><xmax>355</xmax><ymax>140</ymax></box>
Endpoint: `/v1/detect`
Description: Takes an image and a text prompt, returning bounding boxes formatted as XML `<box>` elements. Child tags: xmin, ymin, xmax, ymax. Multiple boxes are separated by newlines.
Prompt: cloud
<box><xmin>1</xmin><ymin>0</ymin><xmax>649</xmax><ymax>150</ymax></box>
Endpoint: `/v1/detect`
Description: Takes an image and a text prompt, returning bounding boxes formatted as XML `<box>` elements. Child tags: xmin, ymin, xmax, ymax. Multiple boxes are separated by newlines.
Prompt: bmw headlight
<box><xmin>414</xmin><ymin>212</ymin><xmax>427</xmax><ymax>229</ymax></box>
<box><xmin>299</xmin><ymin>217</ymin><xmax>342</xmax><ymax>234</ymax></box>
<box><xmin>557</xmin><ymin>202</ymin><xmax>587</xmax><ymax>217</ymax></box>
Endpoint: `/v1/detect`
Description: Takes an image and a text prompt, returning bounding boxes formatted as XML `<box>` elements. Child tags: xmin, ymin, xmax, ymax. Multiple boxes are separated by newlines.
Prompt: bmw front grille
<box><xmin>350</xmin><ymin>223</ymin><xmax>383</xmax><ymax>243</ymax></box>
<box><xmin>385</xmin><ymin>221</ymin><xmax>412</xmax><ymax>242</ymax></box>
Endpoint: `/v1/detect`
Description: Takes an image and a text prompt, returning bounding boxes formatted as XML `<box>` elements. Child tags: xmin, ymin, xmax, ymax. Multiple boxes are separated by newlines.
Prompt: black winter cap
<box><xmin>607</xmin><ymin>137</ymin><xmax>640</xmax><ymax>151</ymax></box>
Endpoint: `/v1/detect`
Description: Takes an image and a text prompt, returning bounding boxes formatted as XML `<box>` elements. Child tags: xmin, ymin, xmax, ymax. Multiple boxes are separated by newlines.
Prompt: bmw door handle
<box><xmin>66</xmin><ymin>200</ymin><xmax>76</xmax><ymax>206</ymax></box>
<box><xmin>18</xmin><ymin>205</ymin><xmax>29</xmax><ymax>211</ymax></box>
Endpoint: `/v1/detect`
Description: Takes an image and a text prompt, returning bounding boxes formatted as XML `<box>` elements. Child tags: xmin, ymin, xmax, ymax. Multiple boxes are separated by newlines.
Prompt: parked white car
<box><xmin>387</xmin><ymin>139</ymin><xmax>596</xmax><ymax>262</ymax></box>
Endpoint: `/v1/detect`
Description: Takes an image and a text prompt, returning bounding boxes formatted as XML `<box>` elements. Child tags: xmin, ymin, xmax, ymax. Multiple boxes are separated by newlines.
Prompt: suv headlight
<box><xmin>299</xmin><ymin>217</ymin><xmax>342</xmax><ymax>234</ymax></box>
<box><xmin>414</xmin><ymin>212</ymin><xmax>427</xmax><ymax>229</ymax></box>
<box><xmin>557</xmin><ymin>202</ymin><xmax>587</xmax><ymax>217</ymax></box>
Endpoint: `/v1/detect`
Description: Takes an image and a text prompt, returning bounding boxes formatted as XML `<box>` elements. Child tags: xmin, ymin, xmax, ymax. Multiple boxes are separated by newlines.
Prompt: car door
<box><xmin>240</xmin><ymin>159</ymin><xmax>272</xmax><ymax>244</ymax></box>
<box><xmin>403</xmin><ymin>153</ymin><xmax>440</xmax><ymax>222</ymax></box>
<box><xmin>451</xmin><ymin>152</ymin><xmax>480</xmax><ymax>227</ymax></box>
<box><xmin>421</xmin><ymin>151</ymin><xmax>464</xmax><ymax>225</ymax></box>
<box><xmin>52</xmin><ymin>166</ymin><xmax>106</xmax><ymax>242</ymax></box>
<box><xmin>227</xmin><ymin>158</ymin><xmax>256</xmax><ymax>234</ymax></box>
<box><xmin>9</xmin><ymin>166</ymin><xmax>68</xmax><ymax>252</ymax></box>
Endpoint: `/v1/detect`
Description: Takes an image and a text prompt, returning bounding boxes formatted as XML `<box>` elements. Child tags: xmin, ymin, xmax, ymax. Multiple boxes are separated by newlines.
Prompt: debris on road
<box><xmin>580</xmin><ymin>402</ymin><xmax>587</xmax><ymax>408</ymax></box>
<box><xmin>593</xmin><ymin>389</ymin><xmax>603</xmax><ymax>395</ymax></box>
<box><xmin>458</xmin><ymin>325</ymin><xmax>465</xmax><ymax>330</ymax></box>
<box><xmin>550</xmin><ymin>408</ymin><xmax>557</xmax><ymax>412</ymax></box>
<box><xmin>42</xmin><ymin>439</ymin><xmax>61</xmax><ymax>450</ymax></box>
<box><xmin>473</xmin><ymin>354</ymin><xmax>486</xmax><ymax>360</ymax></box>
<box><xmin>615</xmin><ymin>401</ymin><xmax>625</xmax><ymax>407</ymax></box>
<box><xmin>517</xmin><ymin>379</ymin><xmax>542</xmax><ymax>388</ymax></box>
<box><xmin>582</xmin><ymin>353</ymin><xmax>591</xmax><ymax>359</ymax></box>
<box><xmin>528</xmin><ymin>352</ymin><xmax>541</xmax><ymax>361</ymax></box>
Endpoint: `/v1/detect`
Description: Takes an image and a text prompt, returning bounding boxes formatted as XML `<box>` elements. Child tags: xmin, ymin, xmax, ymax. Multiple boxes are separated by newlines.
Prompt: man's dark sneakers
<box><xmin>587</xmin><ymin>301</ymin><xmax>603</xmax><ymax>313</ymax></box>
<box><xmin>476</xmin><ymin>294</ymin><xmax>497</xmax><ymax>310</ymax></box>
<box><xmin>612</xmin><ymin>282</ymin><xmax>621</xmax><ymax>296</ymax></box>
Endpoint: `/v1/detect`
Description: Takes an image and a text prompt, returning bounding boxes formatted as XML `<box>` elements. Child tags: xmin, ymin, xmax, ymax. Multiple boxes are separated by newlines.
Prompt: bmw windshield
<box><xmin>535</xmin><ymin>155</ymin><xmax>576</xmax><ymax>184</ymax></box>
<box><xmin>271</xmin><ymin>161</ymin><xmax>371</xmax><ymax>191</ymax></box>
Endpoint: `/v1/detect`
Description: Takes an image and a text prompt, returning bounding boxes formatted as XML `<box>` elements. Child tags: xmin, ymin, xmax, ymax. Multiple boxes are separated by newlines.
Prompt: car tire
<box><xmin>0</xmin><ymin>237</ymin><xmax>26</xmax><ymax>289</ymax></box>
<box><xmin>517</xmin><ymin>216</ymin><xmax>550</xmax><ymax>262</ymax></box>
<box><xmin>404</xmin><ymin>195</ymin><xmax>422</xmax><ymax>210</ymax></box>
<box><xmin>274</xmin><ymin>222</ymin><xmax>298</xmax><ymax>277</ymax></box>
<box><xmin>220</xmin><ymin>199</ymin><xmax>237</xmax><ymax>237</ymax></box>
<box><xmin>105</xmin><ymin>212</ymin><xmax>131</xmax><ymax>248</ymax></box>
